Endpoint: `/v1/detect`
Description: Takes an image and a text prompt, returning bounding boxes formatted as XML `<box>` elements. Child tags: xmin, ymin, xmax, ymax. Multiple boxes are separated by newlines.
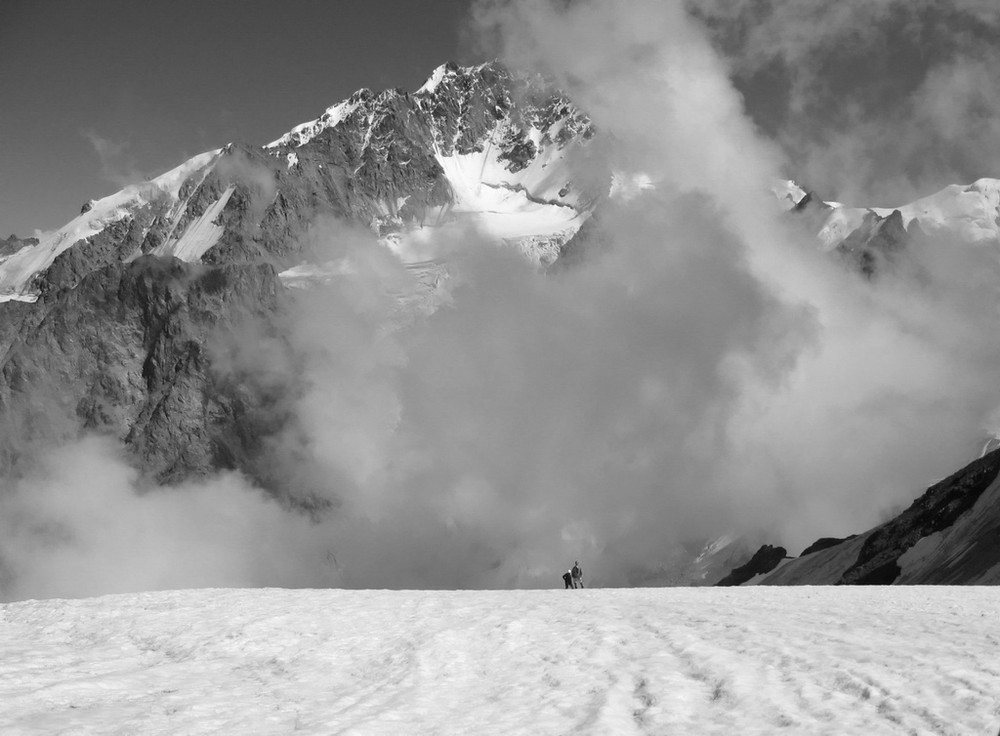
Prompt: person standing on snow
<box><xmin>571</xmin><ymin>561</ymin><xmax>583</xmax><ymax>589</ymax></box>
<box><xmin>562</xmin><ymin>570</ymin><xmax>573</xmax><ymax>589</ymax></box>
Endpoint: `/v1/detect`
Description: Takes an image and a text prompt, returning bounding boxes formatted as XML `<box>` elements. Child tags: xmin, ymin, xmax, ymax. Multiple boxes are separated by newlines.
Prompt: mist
<box><xmin>4</xmin><ymin>0</ymin><xmax>1000</xmax><ymax>599</ymax></box>
<box><xmin>0</xmin><ymin>436</ymin><xmax>339</xmax><ymax>601</ymax></box>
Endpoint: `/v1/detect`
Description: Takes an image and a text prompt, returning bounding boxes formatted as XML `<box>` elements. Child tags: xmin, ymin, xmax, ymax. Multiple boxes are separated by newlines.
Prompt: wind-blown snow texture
<box><xmin>1</xmin><ymin>588</ymin><xmax>998</xmax><ymax>735</ymax></box>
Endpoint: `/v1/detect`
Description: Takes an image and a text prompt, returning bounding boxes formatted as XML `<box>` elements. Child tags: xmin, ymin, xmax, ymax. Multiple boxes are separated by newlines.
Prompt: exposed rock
<box><xmin>800</xmin><ymin>535</ymin><xmax>856</xmax><ymax>557</ymax></box>
<box><xmin>0</xmin><ymin>255</ymin><xmax>302</xmax><ymax>494</ymax></box>
<box><xmin>715</xmin><ymin>544</ymin><xmax>788</xmax><ymax>586</ymax></box>
<box><xmin>263</xmin><ymin>61</ymin><xmax>596</xmax><ymax>246</ymax></box>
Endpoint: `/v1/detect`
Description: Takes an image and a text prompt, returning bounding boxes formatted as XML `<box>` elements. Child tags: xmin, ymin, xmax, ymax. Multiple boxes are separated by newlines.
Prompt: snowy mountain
<box><xmin>0</xmin><ymin>62</ymin><xmax>598</xmax><ymax>486</ymax></box>
<box><xmin>4</xmin><ymin>61</ymin><xmax>1000</xmax><ymax>591</ymax></box>
<box><xmin>0</xmin><ymin>62</ymin><xmax>596</xmax><ymax>306</ymax></box>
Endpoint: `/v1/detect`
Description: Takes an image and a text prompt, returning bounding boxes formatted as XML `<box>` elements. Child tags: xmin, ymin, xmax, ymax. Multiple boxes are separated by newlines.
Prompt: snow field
<box><xmin>2</xmin><ymin>587</ymin><xmax>999</xmax><ymax>735</ymax></box>
<box><xmin>432</xmin><ymin>147</ymin><xmax>584</xmax><ymax>237</ymax></box>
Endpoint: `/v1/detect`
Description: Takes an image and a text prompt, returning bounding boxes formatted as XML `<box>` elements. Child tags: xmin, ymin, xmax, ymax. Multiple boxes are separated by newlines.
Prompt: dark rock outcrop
<box><xmin>800</xmin><ymin>535</ymin><xmax>856</xmax><ymax>556</ymax></box>
<box><xmin>264</xmin><ymin>61</ymin><xmax>596</xmax><ymax>241</ymax></box>
<box><xmin>715</xmin><ymin>544</ymin><xmax>788</xmax><ymax>586</ymax></box>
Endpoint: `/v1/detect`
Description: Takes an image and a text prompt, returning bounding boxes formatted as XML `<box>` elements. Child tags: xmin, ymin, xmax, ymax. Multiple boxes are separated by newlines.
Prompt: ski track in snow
<box><xmin>1</xmin><ymin>587</ymin><xmax>999</xmax><ymax>735</ymax></box>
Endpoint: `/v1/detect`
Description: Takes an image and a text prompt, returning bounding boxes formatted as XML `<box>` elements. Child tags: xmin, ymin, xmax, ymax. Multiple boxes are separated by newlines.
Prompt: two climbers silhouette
<box><xmin>562</xmin><ymin>561</ymin><xmax>583</xmax><ymax>589</ymax></box>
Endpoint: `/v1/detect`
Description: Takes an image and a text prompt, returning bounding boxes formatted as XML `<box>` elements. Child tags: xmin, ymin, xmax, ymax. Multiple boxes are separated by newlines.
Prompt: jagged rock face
<box><xmin>0</xmin><ymin>62</ymin><xmax>597</xmax><ymax>305</ymax></box>
<box><xmin>264</xmin><ymin>61</ymin><xmax>597</xmax><ymax>252</ymax></box>
<box><xmin>0</xmin><ymin>255</ymin><xmax>295</xmax><ymax>488</ymax></box>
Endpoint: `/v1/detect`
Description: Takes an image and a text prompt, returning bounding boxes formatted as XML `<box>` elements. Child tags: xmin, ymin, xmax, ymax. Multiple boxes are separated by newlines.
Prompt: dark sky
<box><xmin>0</xmin><ymin>0</ymin><xmax>473</xmax><ymax>238</ymax></box>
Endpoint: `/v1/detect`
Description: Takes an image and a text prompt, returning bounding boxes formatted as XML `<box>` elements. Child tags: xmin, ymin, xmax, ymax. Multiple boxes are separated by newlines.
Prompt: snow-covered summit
<box><xmin>262</xmin><ymin>60</ymin><xmax>597</xmax><ymax>264</ymax></box>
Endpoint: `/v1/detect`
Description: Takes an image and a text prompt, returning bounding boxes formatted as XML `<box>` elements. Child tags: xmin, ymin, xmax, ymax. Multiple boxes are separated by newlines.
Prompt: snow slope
<box><xmin>391</xmin><ymin>105</ymin><xmax>593</xmax><ymax>263</ymax></box>
<box><xmin>2</xmin><ymin>587</ymin><xmax>998</xmax><ymax>735</ymax></box>
<box><xmin>149</xmin><ymin>185</ymin><xmax>236</xmax><ymax>262</ymax></box>
<box><xmin>388</xmin><ymin>139</ymin><xmax>590</xmax><ymax>264</ymax></box>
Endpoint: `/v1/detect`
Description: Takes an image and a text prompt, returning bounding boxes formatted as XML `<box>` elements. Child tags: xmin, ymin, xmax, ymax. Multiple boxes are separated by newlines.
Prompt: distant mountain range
<box><xmin>3</xmin><ymin>62</ymin><xmax>1000</xmax><ymax>587</ymax></box>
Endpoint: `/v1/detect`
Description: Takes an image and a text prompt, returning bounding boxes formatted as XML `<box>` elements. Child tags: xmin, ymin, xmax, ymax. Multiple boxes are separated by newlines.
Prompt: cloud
<box><xmin>691</xmin><ymin>0</ymin><xmax>1000</xmax><ymax>204</ymax></box>
<box><xmin>81</xmin><ymin>129</ymin><xmax>147</xmax><ymax>189</ymax></box>
<box><xmin>0</xmin><ymin>436</ymin><xmax>339</xmax><ymax>601</ymax></box>
<box><xmin>244</xmin><ymin>0</ymin><xmax>1000</xmax><ymax>587</ymax></box>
